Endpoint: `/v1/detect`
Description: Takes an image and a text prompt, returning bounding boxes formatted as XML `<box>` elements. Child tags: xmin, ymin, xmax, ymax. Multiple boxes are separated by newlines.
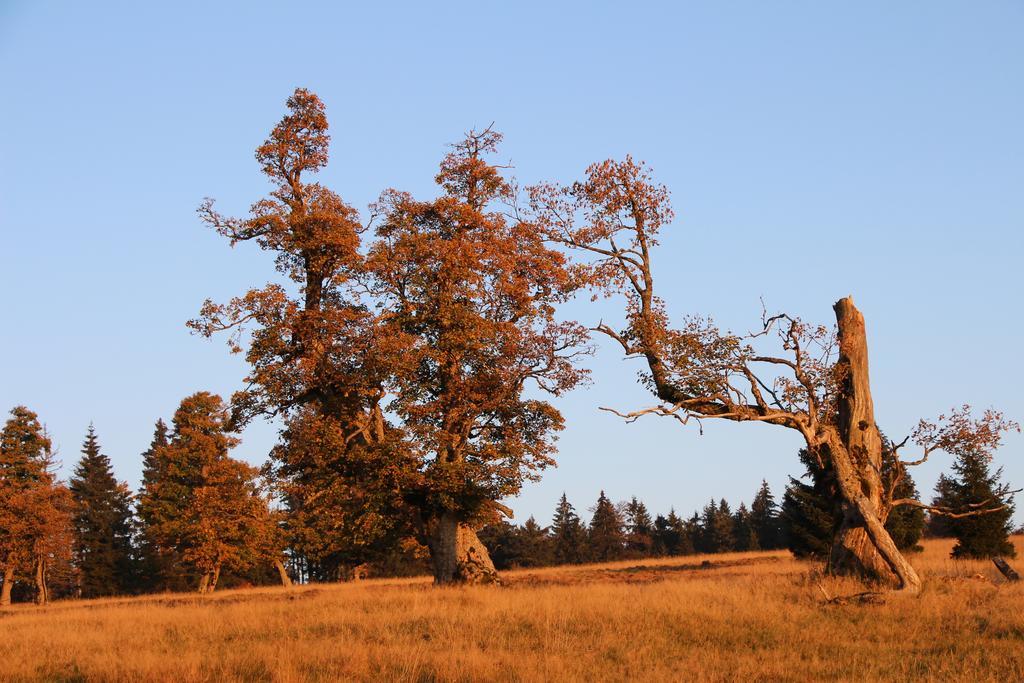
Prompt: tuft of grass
<box><xmin>0</xmin><ymin>537</ymin><xmax>1022</xmax><ymax>681</ymax></box>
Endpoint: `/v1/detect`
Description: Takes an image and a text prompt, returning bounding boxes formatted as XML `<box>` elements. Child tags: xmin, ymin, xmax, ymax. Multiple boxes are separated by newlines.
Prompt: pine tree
<box><xmin>69</xmin><ymin>425</ymin><xmax>135</xmax><ymax>597</ymax></box>
<box><xmin>137</xmin><ymin>416</ymin><xmax>193</xmax><ymax>591</ymax></box>
<box><xmin>732</xmin><ymin>503</ymin><xmax>758</xmax><ymax>551</ymax></box>
<box><xmin>926</xmin><ymin>474</ymin><xmax>956</xmax><ymax>538</ymax></box>
<box><xmin>781</xmin><ymin>445</ymin><xmax>926</xmax><ymax>558</ymax></box>
<box><xmin>136</xmin><ymin>419</ymin><xmax>170</xmax><ymax>590</ymax></box>
<box><xmin>698</xmin><ymin>499</ymin><xmax>735</xmax><ymax>553</ymax></box>
<box><xmin>882</xmin><ymin>467</ymin><xmax>925</xmax><ymax>553</ymax></box>
<box><xmin>587</xmin><ymin>491</ymin><xmax>624</xmax><ymax>562</ymax></box>
<box><xmin>515</xmin><ymin>517</ymin><xmax>554</xmax><ymax>568</ymax></box>
<box><xmin>781</xmin><ymin>473</ymin><xmax>836</xmax><ymax>559</ymax></box>
<box><xmin>653</xmin><ymin>509</ymin><xmax>691</xmax><ymax>556</ymax></box>
<box><xmin>550</xmin><ymin>493</ymin><xmax>586</xmax><ymax>564</ymax></box>
<box><xmin>947</xmin><ymin>449</ymin><xmax>1016</xmax><ymax>559</ymax></box>
<box><xmin>624</xmin><ymin>497</ymin><xmax>654</xmax><ymax>557</ymax></box>
<box><xmin>714</xmin><ymin>499</ymin><xmax>736</xmax><ymax>552</ymax></box>
<box><xmin>750</xmin><ymin>480</ymin><xmax>782</xmax><ymax>550</ymax></box>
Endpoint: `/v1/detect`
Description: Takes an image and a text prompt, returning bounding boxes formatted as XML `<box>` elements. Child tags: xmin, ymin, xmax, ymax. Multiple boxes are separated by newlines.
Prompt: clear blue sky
<box><xmin>1</xmin><ymin>1</ymin><xmax>1021</xmax><ymax>526</ymax></box>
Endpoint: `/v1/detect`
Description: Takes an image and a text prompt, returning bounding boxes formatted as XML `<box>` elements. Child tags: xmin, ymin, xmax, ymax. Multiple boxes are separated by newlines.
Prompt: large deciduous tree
<box><xmin>137</xmin><ymin>392</ymin><xmax>286</xmax><ymax>593</ymax></box>
<box><xmin>532</xmin><ymin>158</ymin><xmax>1018</xmax><ymax>592</ymax></box>
<box><xmin>0</xmin><ymin>407</ymin><xmax>74</xmax><ymax>606</ymax></box>
<box><xmin>193</xmin><ymin>89</ymin><xmax>588</xmax><ymax>584</ymax></box>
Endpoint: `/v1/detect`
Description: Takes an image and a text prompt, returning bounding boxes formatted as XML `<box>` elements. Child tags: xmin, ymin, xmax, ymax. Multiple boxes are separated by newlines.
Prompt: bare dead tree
<box><xmin>530</xmin><ymin>157</ymin><xmax>1019</xmax><ymax>592</ymax></box>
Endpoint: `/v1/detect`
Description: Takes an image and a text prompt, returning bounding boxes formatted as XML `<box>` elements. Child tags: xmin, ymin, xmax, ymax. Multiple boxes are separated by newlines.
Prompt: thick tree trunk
<box><xmin>209</xmin><ymin>563</ymin><xmax>221</xmax><ymax>593</ymax></box>
<box><xmin>428</xmin><ymin>512</ymin><xmax>499</xmax><ymax>585</ymax></box>
<box><xmin>274</xmin><ymin>559</ymin><xmax>293</xmax><ymax>587</ymax></box>
<box><xmin>1</xmin><ymin>566</ymin><xmax>13</xmax><ymax>607</ymax></box>
<box><xmin>34</xmin><ymin>557</ymin><xmax>47</xmax><ymax>606</ymax></box>
<box><xmin>828</xmin><ymin>297</ymin><xmax>922</xmax><ymax>592</ymax></box>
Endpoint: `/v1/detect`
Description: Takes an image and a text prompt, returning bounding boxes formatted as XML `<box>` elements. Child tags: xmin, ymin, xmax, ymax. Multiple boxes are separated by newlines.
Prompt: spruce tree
<box><xmin>781</xmin><ymin>474</ymin><xmax>836</xmax><ymax>559</ymax></box>
<box><xmin>653</xmin><ymin>508</ymin><xmax>692</xmax><ymax>556</ymax></box>
<box><xmin>947</xmin><ymin>449</ymin><xmax>1016</xmax><ymax>559</ymax></box>
<box><xmin>136</xmin><ymin>418</ymin><xmax>186</xmax><ymax>591</ymax></box>
<box><xmin>69</xmin><ymin>425</ymin><xmax>135</xmax><ymax>597</ymax></box>
<box><xmin>624</xmin><ymin>497</ymin><xmax>654</xmax><ymax>557</ymax></box>
<box><xmin>882</xmin><ymin>467</ymin><xmax>925</xmax><ymax>553</ymax></box>
<box><xmin>782</xmin><ymin>445</ymin><xmax>926</xmax><ymax>558</ymax></box>
<box><xmin>732</xmin><ymin>503</ymin><xmax>758</xmax><ymax>551</ymax></box>
<box><xmin>926</xmin><ymin>474</ymin><xmax>956</xmax><ymax>538</ymax></box>
<box><xmin>698</xmin><ymin>499</ymin><xmax>735</xmax><ymax>553</ymax></box>
<box><xmin>515</xmin><ymin>517</ymin><xmax>554</xmax><ymax>568</ymax></box>
<box><xmin>587</xmin><ymin>491</ymin><xmax>624</xmax><ymax>562</ymax></box>
<box><xmin>550</xmin><ymin>493</ymin><xmax>586</xmax><ymax>564</ymax></box>
<box><xmin>750</xmin><ymin>480</ymin><xmax>782</xmax><ymax>550</ymax></box>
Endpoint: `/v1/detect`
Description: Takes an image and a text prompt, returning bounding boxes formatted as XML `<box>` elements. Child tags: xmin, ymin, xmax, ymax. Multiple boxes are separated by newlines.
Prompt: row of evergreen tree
<box><xmin>0</xmin><ymin>398</ymin><xmax>287</xmax><ymax>604</ymax></box>
<box><xmin>480</xmin><ymin>446</ymin><xmax>1019</xmax><ymax>569</ymax></box>
<box><xmin>2</xmin><ymin>400</ymin><xmax>1017</xmax><ymax>603</ymax></box>
<box><xmin>479</xmin><ymin>484</ymin><xmax>788</xmax><ymax>570</ymax></box>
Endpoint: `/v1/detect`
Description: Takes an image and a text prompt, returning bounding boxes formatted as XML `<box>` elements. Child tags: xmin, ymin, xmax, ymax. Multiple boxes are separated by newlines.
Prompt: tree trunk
<box><xmin>827</xmin><ymin>297</ymin><xmax>922</xmax><ymax>592</ymax></box>
<box><xmin>428</xmin><ymin>512</ymin><xmax>499</xmax><ymax>585</ymax></box>
<box><xmin>209</xmin><ymin>563</ymin><xmax>221</xmax><ymax>593</ymax></box>
<box><xmin>1</xmin><ymin>566</ymin><xmax>13</xmax><ymax>607</ymax></box>
<box><xmin>34</xmin><ymin>557</ymin><xmax>47</xmax><ymax>606</ymax></box>
<box><xmin>274</xmin><ymin>559</ymin><xmax>293</xmax><ymax>587</ymax></box>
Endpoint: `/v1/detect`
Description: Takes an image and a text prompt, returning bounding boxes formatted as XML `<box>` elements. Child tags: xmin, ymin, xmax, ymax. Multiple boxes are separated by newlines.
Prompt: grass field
<box><xmin>1</xmin><ymin>537</ymin><xmax>1022</xmax><ymax>682</ymax></box>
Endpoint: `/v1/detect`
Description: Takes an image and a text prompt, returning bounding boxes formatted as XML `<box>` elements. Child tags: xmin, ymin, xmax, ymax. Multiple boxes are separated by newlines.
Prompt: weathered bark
<box><xmin>827</xmin><ymin>298</ymin><xmax>922</xmax><ymax>592</ymax></box>
<box><xmin>428</xmin><ymin>512</ymin><xmax>499</xmax><ymax>585</ymax></box>
<box><xmin>1</xmin><ymin>566</ymin><xmax>13</xmax><ymax>607</ymax></box>
<box><xmin>34</xmin><ymin>557</ymin><xmax>47</xmax><ymax>606</ymax></box>
<box><xmin>274</xmin><ymin>559</ymin><xmax>293</xmax><ymax>587</ymax></box>
<box><xmin>993</xmin><ymin>558</ymin><xmax>1020</xmax><ymax>582</ymax></box>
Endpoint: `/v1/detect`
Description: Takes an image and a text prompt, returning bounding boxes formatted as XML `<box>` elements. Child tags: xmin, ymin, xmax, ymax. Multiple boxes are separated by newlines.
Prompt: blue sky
<box><xmin>1</xmin><ymin>1</ymin><xmax>1021</xmax><ymax>525</ymax></box>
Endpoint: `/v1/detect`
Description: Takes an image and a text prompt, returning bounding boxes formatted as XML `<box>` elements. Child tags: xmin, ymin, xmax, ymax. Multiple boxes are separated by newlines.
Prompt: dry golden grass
<box><xmin>2</xmin><ymin>537</ymin><xmax>1023</xmax><ymax>682</ymax></box>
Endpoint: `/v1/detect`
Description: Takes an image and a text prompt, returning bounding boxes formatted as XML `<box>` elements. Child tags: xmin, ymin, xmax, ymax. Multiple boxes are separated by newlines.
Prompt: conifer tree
<box><xmin>750</xmin><ymin>480</ymin><xmax>782</xmax><ymax>550</ymax></box>
<box><xmin>136</xmin><ymin>419</ymin><xmax>173</xmax><ymax>590</ymax></box>
<box><xmin>624</xmin><ymin>497</ymin><xmax>654</xmax><ymax>557</ymax></box>
<box><xmin>137</xmin><ymin>416</ymin><xmax>193</xmax><ymax>591</ymax></box>
<box><xmin>782</xmin><ymin>445</ymin><xmax>927</xmax><ymax>558</ymax></box>
<box><xmin>69</xmin><ymin>425</ymin><xmax>135</xmax><ymax>597</ymax></box>
<box><xmin>653</xmin><ymin>509</ymin><xmax>692</xmax><ymax>556</ymax></box>
<box><xmin>698</xmin><ymin>499</ymin><xmax>735</xmax><ymax>553</ymax></box>
<box><xmin>882</xmin><ymin>467</ymin><xmax>925</xmax><ymax>553</ymax></box>
<box><xmin>587</xmin><ymin>491</ymin><xmax>624</xmax><ymax>561</ymax></box>
<box><xmin>946</xmin><ymin>448</ymin><xmax>1016</xmax><ymax>559</ymax></box>
<box><xmin>515</xmin><ymin>517</ymin><xmax>554</xmax><ymax>568</ymax></box>
<box><xmin>732</xmin><ymin>503</ymin><xmax>758</xmax><ymax>551</ymax></box>
<box><xmin>781</xmin><ymin>473</ymin><xmax>837</xmax><ymax>559</ymax></box>
<box><xmin>550</xmin><ymin>493</ymin><xmax>586</xmax><ymax>564</ymax></box>
<box><xmin>925</xmin><ymin>474</ymin><xmax>956</xmax><ymax>538</ymax></box>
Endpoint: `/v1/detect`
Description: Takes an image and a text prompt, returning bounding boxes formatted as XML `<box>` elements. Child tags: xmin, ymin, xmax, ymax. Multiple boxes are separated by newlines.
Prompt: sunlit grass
<box><xmin>1</xmin><ymin>537</ymin><xmax>1021</xmax><ymax>681</ymax></box>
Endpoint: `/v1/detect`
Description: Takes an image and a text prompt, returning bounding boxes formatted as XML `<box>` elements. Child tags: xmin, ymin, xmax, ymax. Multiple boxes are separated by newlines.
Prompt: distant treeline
<box><xmin>1</xmin><ymin>400</ymin><xmax>1017</xmax><ymax>605</ymax></box>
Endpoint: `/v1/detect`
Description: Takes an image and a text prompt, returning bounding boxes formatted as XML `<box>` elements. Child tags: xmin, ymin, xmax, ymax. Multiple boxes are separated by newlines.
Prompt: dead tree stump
<box><xmin>993</xmin><ymin>557</ymin><xmax>1020</xmax><ymax>582</ymax></box>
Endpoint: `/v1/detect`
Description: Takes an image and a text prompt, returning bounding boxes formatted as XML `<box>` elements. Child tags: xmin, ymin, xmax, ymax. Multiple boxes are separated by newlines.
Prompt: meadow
<box><xmin>1</xmin><ymin>537</ymin><xmax>1022</xmax><ymax>682</ymax></box>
